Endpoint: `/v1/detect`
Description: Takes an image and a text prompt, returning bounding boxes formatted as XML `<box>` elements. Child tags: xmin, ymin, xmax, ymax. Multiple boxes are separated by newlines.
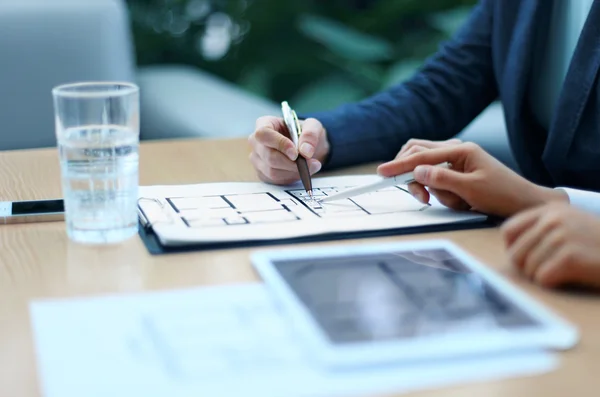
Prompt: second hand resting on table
<box><xmin>501</xmin><ymin>203</ymin><xmax>600</xmax><ymax>290</ymax></box>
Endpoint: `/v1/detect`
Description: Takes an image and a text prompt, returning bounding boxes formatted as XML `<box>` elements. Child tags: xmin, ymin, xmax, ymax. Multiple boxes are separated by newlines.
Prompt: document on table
<box><xmin>137</xmin><ymin>175</ymin><xmax>487</xmax><ymax>246</ymax></box>
<box><xmin>30</xmin><ymin>283</ymin><xmax>556</xmax><ymax>397</ymax></box>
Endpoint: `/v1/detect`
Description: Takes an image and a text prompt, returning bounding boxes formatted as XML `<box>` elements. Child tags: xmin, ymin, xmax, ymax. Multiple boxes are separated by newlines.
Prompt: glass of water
<box><xmin>52</xmin><ymin>82</ymin><xmax>140</xmax><ymax>244</ymax></box>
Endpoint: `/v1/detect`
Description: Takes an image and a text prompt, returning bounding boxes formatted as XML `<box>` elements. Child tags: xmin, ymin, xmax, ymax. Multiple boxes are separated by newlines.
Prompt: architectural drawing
<box><xmin>135</xmin><ymin>176</ymin><xmax>488</xmax><ymax>246</ymax></box>
<box><xmin>166</xmin><ymin>185</ymin><xmax>428</xmax><ymax>228</ymax></box>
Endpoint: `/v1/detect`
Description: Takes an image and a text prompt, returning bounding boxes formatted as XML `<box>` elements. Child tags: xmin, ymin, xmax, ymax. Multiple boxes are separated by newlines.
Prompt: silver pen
<box><xmin>320</xmin><ymin>162</ymin><xmax>450</xmax><ymax>203</ymax></box>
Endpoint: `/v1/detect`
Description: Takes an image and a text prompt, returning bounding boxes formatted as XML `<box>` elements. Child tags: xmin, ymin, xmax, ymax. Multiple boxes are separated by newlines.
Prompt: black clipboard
<box><xmin>137</xmin><ymin>216</ymin><xmax>501</xmax><ymax>255</ymax></box>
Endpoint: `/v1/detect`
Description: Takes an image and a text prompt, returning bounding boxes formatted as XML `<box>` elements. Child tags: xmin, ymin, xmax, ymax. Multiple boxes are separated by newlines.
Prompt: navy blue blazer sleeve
<box><xmin>305</xmin><ymin>0</ymin><xmax>499</xmax><ymax>170</ymax></box>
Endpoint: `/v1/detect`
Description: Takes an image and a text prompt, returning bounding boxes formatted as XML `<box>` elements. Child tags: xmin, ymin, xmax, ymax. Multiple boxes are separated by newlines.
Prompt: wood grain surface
<box><xmin>0</xmin><ymin>137</ymin><xmax>598</xmax><ymax>397</ymax></box>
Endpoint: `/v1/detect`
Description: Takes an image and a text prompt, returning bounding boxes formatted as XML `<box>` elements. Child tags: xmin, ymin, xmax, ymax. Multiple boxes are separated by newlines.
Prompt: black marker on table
<box><xmin>0</xmin><ymin>199</ymin><xmax>64</xmax><ymax>224</ymax></box>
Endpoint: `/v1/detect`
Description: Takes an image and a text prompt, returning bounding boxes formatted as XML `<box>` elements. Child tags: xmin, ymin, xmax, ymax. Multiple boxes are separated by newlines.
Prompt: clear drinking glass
<box><xmin>52</xmin><ymin>82</ymin><xmax>140</xmax><ymax>244</ymax></box>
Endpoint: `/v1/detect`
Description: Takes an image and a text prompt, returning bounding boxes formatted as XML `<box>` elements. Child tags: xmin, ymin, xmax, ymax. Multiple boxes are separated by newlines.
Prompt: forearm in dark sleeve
<box><xmin>305</xmin><ymin>0</ymin><xmax>498</xmax><ymax>170</ymax></box>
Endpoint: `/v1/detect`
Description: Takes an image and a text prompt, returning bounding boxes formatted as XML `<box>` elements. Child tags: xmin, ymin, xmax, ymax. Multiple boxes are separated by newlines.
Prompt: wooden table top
<box><xmin>0</xmin><ymin>137</ymin><xmax>598</xmax><ymax>397</ymax></box>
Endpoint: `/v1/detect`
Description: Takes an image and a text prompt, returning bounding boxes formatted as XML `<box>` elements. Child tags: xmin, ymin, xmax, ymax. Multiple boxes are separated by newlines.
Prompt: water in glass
<box><xmin>59</xmin><ymin>125</ymin><xmax>139</xmax><ymax>244</ymax></box>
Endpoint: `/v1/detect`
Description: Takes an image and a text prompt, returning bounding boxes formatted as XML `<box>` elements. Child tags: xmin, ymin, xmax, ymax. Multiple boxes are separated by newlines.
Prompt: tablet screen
<box><xmin>271</xmin><ymin>248</ymin><xmax>540</xmax><ymax>344</ymax></box>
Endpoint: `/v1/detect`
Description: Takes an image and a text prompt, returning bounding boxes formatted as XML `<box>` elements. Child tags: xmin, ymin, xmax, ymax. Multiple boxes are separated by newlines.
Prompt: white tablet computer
<box><xmin>251</xmin><ymin>239</ymin><xmax>579</xmax><ymax>369</ymax></box>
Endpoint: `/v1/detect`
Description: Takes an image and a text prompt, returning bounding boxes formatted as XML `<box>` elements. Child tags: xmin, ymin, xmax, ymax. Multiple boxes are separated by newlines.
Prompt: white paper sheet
<box><xmin>137</xmin><ymin>175</ymin><xmax>487</xmax><ymax>246</ymax></box>
<box><xmin>30</xmin><ymin>283</ymin><xmax>556</xmax><ymax>397</ymax></box>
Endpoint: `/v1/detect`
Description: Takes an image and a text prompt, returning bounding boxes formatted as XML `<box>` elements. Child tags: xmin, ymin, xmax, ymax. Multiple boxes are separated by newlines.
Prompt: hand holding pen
<box><xmin>248</xmin><ymin>110</ymin><xmax>330</xmax><ymax>186</ymax></box>
<box><xmin>376</xmin><ymin>142</ymin><xmax>568</xmax><ymax>218</ymax></box>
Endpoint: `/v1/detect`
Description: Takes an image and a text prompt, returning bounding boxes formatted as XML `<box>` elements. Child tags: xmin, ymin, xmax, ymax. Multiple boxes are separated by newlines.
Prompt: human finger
<box><xmin>535</xmin><ymin>245</ymin><xmax>600</xmax><ymax>289</ymax></box>
<box><xmin>398</xmin><ymin>138</ymin><xmax>461</xmax><ymax>157</ymax></box>
<box><xmin>398</xmin><ymin>139</ymin><xmax>439</xmax><ymax>157</ymax></box>
<box><xmin>263</xmin><ymin>160</ymin><xmax>320</xmax><ymax>182</ymax></box>
<box><xmin>253</xmin><ymin>127</ymin><xmax>298</xmax><ymax>161</ymax></box>
<box><xmin>307</xmin><ymin>159</ymin><xmax>322</xmax><ymax>174</ymax></box>
<box><xmin>411</xmin><ymin>165</ymin><xmax>470</xmax><ymax>195</ymax></box>
<box><xmin>252</xmin><ymin>150</ymin><xmax>322</xmax><ymax>182</ymax></box>
<box><xmin>407</xmin><ymin>182</ymin><xmax>429</xmax><ymax>204</ymax></box>
<box><xmin>522</xmin><ymin>229</ymin><xmax>566</xmax><ymax>281</ymax></box>
<box><xmin>428</xmin><ymin>188</ymin><xmax>470</xmax><ymax>211</ymax></box>
<box><xmin>250</xmin><ymin>152</ymin><xmax>299</xmax><ymax>184</ymax></box>
<box><xmin>500</xmin><ymin>206</ymin><xmax>545</xmax><ymax>248</ymax></box>
<box><xmin>396</xmin><ymin>144</ymin><xmax>429</xmax><ymax>159</ymax></box>
<box><xmin>446</xmin><ymin>138</ymin><xmax>462</xmax><ymax>145</ymax></box>
<box><xmin>255</xmin><ymin>168</ymin><xmax>299</xmax><ymax>185</ymax></box>
<box><xmin>255</xmin><ymin>116</ymin><xmax>288</xmax><ymax>136</ymax></box>
<box><xmin>255</xmin><ymin>145</ymin><xmax>298</xmax><ymax>172</ymax></box>
<box><xmin>507</xmin><ymin>214</ymin><xmax>558</xmax><ymax>271</ymax></box>
<box><xmin>400</xmin><ymin>145</ymin><xmax>430</xmax><ymax>203</ymax></box>
<box><xmin>378</xmin><ymin>144</ymin><xmax>472</xmax><ymax>178</ymax></box>
<box><xmin>533</xmin><ymin>245</ymin><xmax>578</xmax><ymax>288</ymax></box>
<box><xmin>297</xmin><ymin>118</ymin><xmax>325</xmax><ymax>159</ymax></box>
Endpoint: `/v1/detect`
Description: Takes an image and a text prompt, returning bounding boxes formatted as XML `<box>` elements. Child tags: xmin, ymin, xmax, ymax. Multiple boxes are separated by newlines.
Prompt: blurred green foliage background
<box><xmin>125</xmin><ymin>0</ymin><xmax>477</xmax><ymax>113</ymax></box>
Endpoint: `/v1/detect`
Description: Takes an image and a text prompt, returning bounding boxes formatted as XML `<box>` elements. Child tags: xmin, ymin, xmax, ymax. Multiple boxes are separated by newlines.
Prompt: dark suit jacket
<box><xmin>307</xmin><ymin>0</ymin><xmax>600</xmax><ymax>190</ymax></box>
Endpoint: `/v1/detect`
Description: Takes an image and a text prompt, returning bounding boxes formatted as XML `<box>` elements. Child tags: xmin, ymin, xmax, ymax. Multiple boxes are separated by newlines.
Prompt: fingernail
<box><xmin>414</xmin><ymin>165</ymin><xmax>429</xmax><ymax>182</ymax></box>
<box><xmin>415</xmin><ymin>192</ymin><xmax>426</xmax><ymax>203</ymax></box>
<box><xmin>286</xmin><ymin>147</ymin><xmax>297</xmax><ymax>160</ymax></box>
<box><xmin>300</xmin><ymin>143</ymin><xmax>315</xmax><ymax>158</ymax></box>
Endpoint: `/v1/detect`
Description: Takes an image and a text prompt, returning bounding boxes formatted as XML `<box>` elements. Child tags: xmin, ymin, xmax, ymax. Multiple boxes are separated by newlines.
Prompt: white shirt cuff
<box><xmin>556</xmin><ymin>187</ymin><xmax>600</xmax><ymax>216</ymax></box>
